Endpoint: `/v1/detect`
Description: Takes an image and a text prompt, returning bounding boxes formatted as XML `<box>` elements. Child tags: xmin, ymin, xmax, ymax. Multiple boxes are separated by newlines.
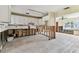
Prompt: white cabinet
<box><xmin>11</xmin><ymin>15</ymin><xmax>26</xmax><ymax>25</ymax></box>
<box><xmin>0</xmin><ymin>5</ymin><xmax>11</xmax><ymax>23</ymax></box>
<box><xmin>11</xmin><ymin>15</ymin><xmax>39</xmax><ymax>25</ymax></box>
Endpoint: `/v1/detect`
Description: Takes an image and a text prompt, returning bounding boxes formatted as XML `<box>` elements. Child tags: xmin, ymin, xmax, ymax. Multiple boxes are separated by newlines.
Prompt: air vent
<box><xmin>26</xmin><ymin>13</ymin><xmax>29</xmax><ymax>14</ymax></box>
<box><xmin>64</xmin><ymin>7</ymin><xmax>70</xmax><ymax>10</ymax></box>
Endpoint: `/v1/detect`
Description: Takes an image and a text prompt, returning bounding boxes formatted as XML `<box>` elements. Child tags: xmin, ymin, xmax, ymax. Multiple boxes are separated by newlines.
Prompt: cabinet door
<box><xmin>11</xmin><ymin>15</ymin><xmax>26</xmax><ymax>25</ymax></box>
<box><xmin>0</xmin><ymin>5</ymin><xmax>10</xmax><ymax>22</ymax></box>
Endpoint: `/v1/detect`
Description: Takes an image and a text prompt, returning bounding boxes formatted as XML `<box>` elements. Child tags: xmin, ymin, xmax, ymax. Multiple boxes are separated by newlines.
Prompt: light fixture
<box><xmin>64</xmin><ymin>7</ymin><xmax>70</xmax><ymax>10</ymax></box>
<box><xmin>26</xmin><ymin>9</ymin><xmax>30</xmax><ymax>14</ymax></box>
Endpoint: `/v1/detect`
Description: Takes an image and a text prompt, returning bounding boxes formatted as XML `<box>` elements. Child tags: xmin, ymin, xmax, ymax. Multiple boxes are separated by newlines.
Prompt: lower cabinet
<box><xmin>8</xmin><ymin>29</ymin><xmax>37</xmax><ymax>37</ymax></box>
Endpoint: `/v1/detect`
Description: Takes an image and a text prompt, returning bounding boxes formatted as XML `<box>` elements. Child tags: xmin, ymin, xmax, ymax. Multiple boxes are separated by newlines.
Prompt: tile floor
<box><xmin>1</xmin><ymin>32</ymin><xmax>79</xmax><ymax>53</ymax></box>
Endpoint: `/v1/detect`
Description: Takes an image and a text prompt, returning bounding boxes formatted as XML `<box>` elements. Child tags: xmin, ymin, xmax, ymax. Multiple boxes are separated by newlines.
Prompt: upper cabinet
<box><xmin>0</xmin><ymin>5</ymin><xmax>11</xmax><ymax>23</ymax></box>
<box><xmin>11</xmin><ymin>15</ymin><xmax>39</xmax><ymax>25</ymax></box>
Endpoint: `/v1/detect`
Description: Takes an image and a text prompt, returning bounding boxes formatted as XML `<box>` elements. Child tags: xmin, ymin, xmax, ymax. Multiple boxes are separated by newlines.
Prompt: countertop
<box><xmin>0</xmin><ymin>24</ymin><xmax>37</xmax><ymax>32</ymax></box>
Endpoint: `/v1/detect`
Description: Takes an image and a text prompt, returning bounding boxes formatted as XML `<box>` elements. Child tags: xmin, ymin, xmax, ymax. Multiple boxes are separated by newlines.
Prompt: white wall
<box><xmin>42</xmin><ymin>12</ymin><xmax>56</xmax><ymax>26</ymax></box>
<box><xmin>11</xmin><ymin>15</ymin><xmax>39</xmax><ymax>25</ymax></box>
<box><xmin>38</xmin><ymin>19</ymin><xmax>44</xmax><ymax>25</ymax></box>
<box><xmin>41</xmin><ymin>12</ymin><xmax>56</xmax><ymax>26</ymax></box>
<box><xmin>56</xmin><ymin>18</ymin><xmax>63</xmax><ymax>26</ymax></box>
<box><xmin>47</xmin><ymin>12</ymin><xmax>56</xmax><ymax>26</ymax></box>
<box><xmin>0</xmin><ymin>5</ymin><xmax>11</xmax><ymax>22</ymax></box>
<box><xmin>39</xmin><ymin>15</ymin><xmax>49</xmax><ymax>26</ymax></box>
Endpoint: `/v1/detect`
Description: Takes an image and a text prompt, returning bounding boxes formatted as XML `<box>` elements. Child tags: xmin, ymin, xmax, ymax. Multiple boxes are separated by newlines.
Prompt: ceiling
<box><xmin>11</xmin><ymin>5</ymin><xmax>73</xmax><ymax>17</ymax></box>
